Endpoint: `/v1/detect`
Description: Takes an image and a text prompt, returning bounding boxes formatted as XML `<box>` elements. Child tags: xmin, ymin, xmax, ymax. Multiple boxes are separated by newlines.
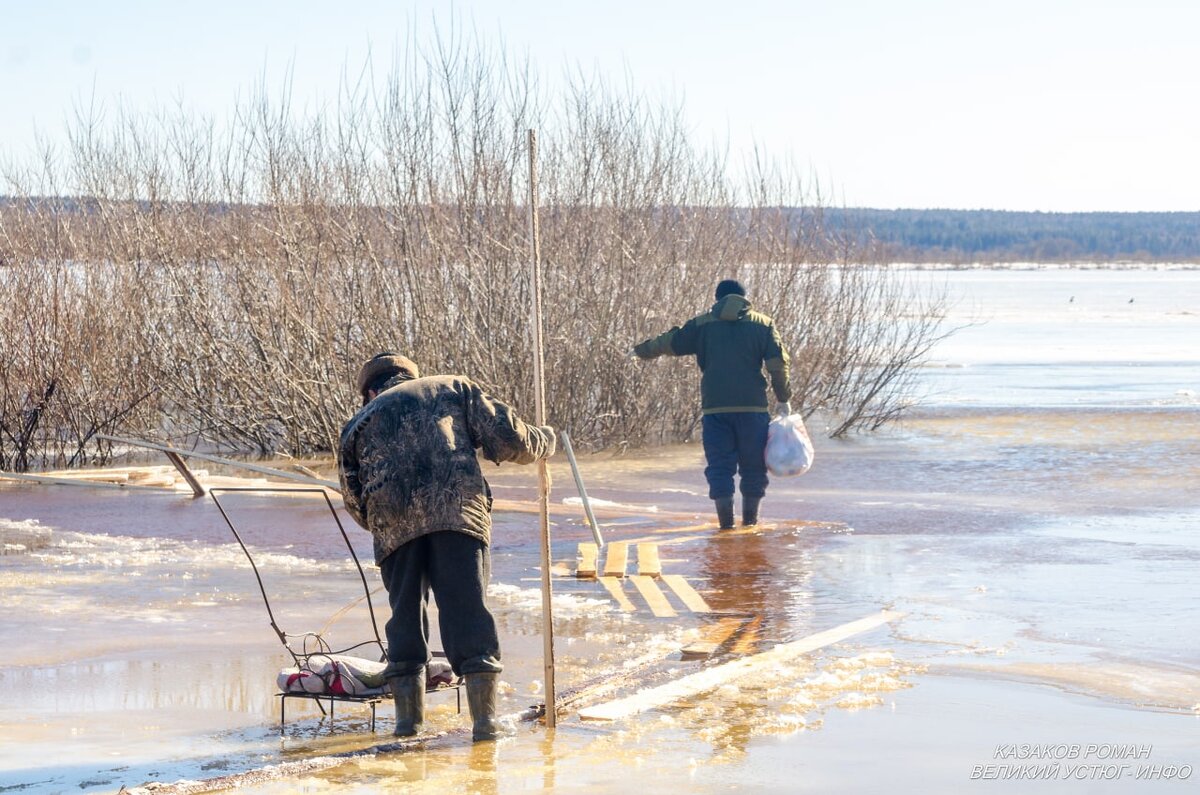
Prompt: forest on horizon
<box><xmin>5</xmin><ymin>198</ymin><xmax>1196</xmax><ymax>266</ymax></box>
<box><xmin>819</xmin><ymin>207</ymin><xmax>1200</xmax><ymax>264</ymax></box>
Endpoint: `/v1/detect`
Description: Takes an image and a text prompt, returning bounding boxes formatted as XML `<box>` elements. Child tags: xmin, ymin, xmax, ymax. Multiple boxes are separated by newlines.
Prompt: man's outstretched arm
<box><xmin>634</xmin><ymin>318</ymin><xmax>700</xmax><ymax>359</ymax></box>
<box><xmin>633</xmin><ymin>326</ymin><xmax>680</xmax><ymax>359</ymax></box>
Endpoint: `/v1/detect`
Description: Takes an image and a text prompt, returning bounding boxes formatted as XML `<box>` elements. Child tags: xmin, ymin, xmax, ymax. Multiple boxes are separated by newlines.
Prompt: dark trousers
<box><xmin>702</xmin><ymin>412</ymin><xmax>770</xmax><ymax>501</ymax></box>
<box><xmin>378</xmin><ymin>530</ymin><xmax>502</xmax><ymax>677</ymax></box>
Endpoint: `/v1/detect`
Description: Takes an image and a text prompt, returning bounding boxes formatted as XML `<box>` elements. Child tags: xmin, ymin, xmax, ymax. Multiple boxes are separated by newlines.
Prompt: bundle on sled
<box><xmin>208</xmin><ymin>486</ymin><xmax>463</xmax><ymax>733</ymax></box>
<box><xmin>278</xmin><ymin>654</ymin><xmax>455</xmax><ymax>697</ymax></box>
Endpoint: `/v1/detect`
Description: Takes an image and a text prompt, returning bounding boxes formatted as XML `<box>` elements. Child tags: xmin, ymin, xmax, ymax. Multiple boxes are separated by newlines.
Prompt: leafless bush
<box><xmin>0</xmin><ymin>30</ymin><xmax>950</xmax><ymax>470</ymax></box>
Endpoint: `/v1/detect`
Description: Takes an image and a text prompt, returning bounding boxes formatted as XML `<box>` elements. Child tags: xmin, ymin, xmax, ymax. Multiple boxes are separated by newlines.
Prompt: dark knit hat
<box><xmin>715</xmin><ymin>279</ymin><xmax>746</xmax><ymax>300</ymax></box>
<box><xmin>356</xmin><ymin>352</ymin><xmax>420</xmax><ymax>396</ymax></box>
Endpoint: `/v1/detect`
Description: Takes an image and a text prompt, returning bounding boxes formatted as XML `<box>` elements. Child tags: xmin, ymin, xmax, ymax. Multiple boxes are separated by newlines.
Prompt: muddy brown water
<box><xmin>3</xmin><ymin>268</ymin><xmax>1199</xmax><ymax>792</ymax></box>
<box><xmin>2</xmin><ymin>406</ymin><xmax>1198</xmax><ymax>793</ymax></box>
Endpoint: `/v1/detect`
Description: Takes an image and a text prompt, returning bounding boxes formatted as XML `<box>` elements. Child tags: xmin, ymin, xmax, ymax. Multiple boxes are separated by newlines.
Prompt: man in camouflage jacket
<box><xmin>339</xmin><ymin>352</ymin><xmax>555</xmax><ymax>741</ymax></box>
<box><xmin>634</xmin><ymin>279</ymin><xmax>791</xmax><ymax>529</ymax></box>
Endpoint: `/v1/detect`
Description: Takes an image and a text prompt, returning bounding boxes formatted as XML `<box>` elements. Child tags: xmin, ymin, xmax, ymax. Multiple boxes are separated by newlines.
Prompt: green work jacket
<box><xmin>634</xmin><ymin>294</ymin><xmax>791</xmax><ymax>414</ymax></box>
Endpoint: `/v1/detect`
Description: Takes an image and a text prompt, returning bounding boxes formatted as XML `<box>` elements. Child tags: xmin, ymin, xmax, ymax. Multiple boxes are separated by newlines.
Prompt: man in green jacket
<box><xmin>339</xmin><ymin>352</ymin><xmax>555</xmax><ymax>740</ymax></box>
<box><xmin>634</xmin><ymin>279</ymin><xmax>791</xmax><ymax>528</ymax></box>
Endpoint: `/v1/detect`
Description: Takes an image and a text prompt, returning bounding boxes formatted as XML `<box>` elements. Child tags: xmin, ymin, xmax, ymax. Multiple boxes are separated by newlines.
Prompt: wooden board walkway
<box><xmin>576</xmin><ymin>543</ymin><xmax>598</xmax><ymax>578</ymax></box>
<box><xmin>636</xmin><ymin>543</ymin><xmax>662</xmax><ymax>577</ymax></box>
<box><xmin>602</xmin><ymin>541</ymin><xmax>629</xmax><ymax>578</ymax></box>
<box><xmin>577</xmin><ymin>541</ymin><xmax>721</xmax><ymax>618</ymax></box>
<box><xmin>579</xmin><ymin>611</ymin><xmax>904</xmax><ymax>721</ymax></box>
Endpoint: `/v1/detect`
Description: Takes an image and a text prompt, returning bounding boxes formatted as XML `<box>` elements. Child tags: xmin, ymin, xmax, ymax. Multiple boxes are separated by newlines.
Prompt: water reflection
<box><xmin>466</xmin><ymin>738</ymin><xmax>499</xmax><ymax>794</ymax></box>
<box><xmin>698</xmin><ymin>523</ymin><xmax>818</xmax><ymax>650</ymax></box>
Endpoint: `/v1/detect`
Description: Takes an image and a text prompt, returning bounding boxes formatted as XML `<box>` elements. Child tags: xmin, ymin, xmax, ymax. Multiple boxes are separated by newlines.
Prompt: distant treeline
<box><xmin>6</xmin><ymin>199</ymin><xmax>1196</xmax><ymax>266</ymax></box>
<box><xmin>819</xmin><ymin>208</ymin><xmax>1200</xmax><ymax>263</ymax></box>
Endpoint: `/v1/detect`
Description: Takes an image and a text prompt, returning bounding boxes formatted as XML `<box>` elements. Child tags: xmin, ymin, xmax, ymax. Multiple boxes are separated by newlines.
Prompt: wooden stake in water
<box><xmin>527</xmin><ymin>128</ymin><xmax>557</xmax><ymax>727</ymax></box>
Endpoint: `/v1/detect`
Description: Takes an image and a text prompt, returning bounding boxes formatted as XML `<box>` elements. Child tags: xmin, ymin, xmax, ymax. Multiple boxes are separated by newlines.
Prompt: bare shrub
<box><xmin>0</xmin><ymin>196</ymin><xmax>159</xmax><ymax>469</ymax></box>
<box><xmin>0</xmin><ymin>30</ymin><xmax>949</xmax><ymax>470</ymax></box>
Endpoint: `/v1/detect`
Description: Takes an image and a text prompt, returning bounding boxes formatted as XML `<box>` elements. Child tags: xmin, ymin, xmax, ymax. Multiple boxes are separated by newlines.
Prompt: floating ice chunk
<box><xmin>836</xmin><ymin>692</ymin><xmax>883</xmax><ymax>709</ymax></box>
<box><xmin>0</xmin><ymin>519</ymin><xmax>52</xmax><ymax>555</ymax></box>
<box><xmin>562</xmin><ymin>497</ymin><xmax>658</xmax><ymax>513</ymax></box>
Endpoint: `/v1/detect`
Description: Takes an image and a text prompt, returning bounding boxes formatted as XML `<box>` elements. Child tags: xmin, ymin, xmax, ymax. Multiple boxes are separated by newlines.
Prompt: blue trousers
<box><xmin>701</xmin><ymin>412</ymin><xmax>770</xmax><ymax>501</ymax></box>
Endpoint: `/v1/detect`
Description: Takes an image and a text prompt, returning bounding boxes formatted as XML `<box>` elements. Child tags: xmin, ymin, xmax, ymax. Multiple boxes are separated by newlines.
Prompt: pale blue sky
<box><xmin>2</xmin><ymin>0</ymin><xmax>1197</xmax><ymax>210</ymax></box>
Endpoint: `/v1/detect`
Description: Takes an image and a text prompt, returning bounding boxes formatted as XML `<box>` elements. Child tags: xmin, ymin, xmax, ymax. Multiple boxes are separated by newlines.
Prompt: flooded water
<box><xmin>2</xmin><ymin>267</ymin><xmax>1199</xmax><ymax>793</ymax></box>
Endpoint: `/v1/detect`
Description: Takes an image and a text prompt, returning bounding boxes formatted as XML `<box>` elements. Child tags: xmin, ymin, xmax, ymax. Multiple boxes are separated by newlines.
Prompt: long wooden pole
<box><xmin>527</xmin><ymin>128</ymin><xmax>557</xmax><ymax>726</ymax></box>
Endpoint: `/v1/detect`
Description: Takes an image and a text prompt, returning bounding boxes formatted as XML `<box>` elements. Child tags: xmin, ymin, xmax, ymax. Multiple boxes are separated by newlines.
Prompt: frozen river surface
<box><xmin>1</xmin><ymin>267</ymin><xmax>1198</xmax><ymax>793</ymax></box>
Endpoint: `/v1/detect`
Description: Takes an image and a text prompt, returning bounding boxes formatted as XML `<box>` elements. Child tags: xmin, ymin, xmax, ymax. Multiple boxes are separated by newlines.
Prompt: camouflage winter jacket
<box><xmin>634</xmin><ymin>294</ymin><xmax>791</xmax><ymax>414</ymax></box>
<box><xmin>338</xmin><ymin>373</ymin><xmax>553</xmax><ymax>564</ymax></box>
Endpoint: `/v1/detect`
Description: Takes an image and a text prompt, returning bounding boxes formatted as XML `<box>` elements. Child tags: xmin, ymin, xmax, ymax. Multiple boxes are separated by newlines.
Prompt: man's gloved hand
<box><xmin>775</xmin><ymin>401</ymin><xmax>792</xmax><ymax>418</ymax></box>
<box><xmin>632</xmin><ymin>340</ymin><xmax>652</xmax><ymax>359</ymax></box>
<box><xmin>538</xmin><ymin>425</ymin><xmax>557</xmax><ymax>458</ymax></box>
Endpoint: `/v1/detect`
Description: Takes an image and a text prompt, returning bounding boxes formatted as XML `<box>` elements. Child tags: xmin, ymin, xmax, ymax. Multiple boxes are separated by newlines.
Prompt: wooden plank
<box><xmin>40</xmin><ymin>471</ymin><xmax>130</xmax><ymax>483</ymax></box>
<box><xmin>579</xmin><ymin>610</ymin><xmax>904</xmax><ymax>721</ymax></box>
<box><xmin>680</xmin><ymin>615</ymin><xmax>746</xmax><ymax>659</ymax></box>
<box><xmin>127</xmin><ymin>468</ymin><xmax>175</xmax><ymax>481</ymax></box>
<box><xmin>602</xmin><ymin>541</ymin><xmax>628</xmax><ymax>578</ymax></box>
<box><xmin>636</xmin><ymin>543</ymin><xmax>662</xmax><ymax>577</ymax></box>
<box><xmin>96</xmin><ymin>434</ymin><xmax>340</xmax><ymax>489</ymax></box>
<box><xmin>0</xmin><ymin>470</ymin><xmax>162</xmax><ymax>491</ymax></box>
<box><xmin>598</xmin><ymin>576</ymin><xmax>636</xmax><ymax>612</ymax></box>
<box><xmin>661</xmin><ymin>574</ymin><xmax>711</xmax><ymax>613</ymax></box>
<box><xmin>165</xmin><ymin>450</ymin><xmax>207</xmax><ymax>497</ymax></box>
<box><xmin>629</xmin><ymin>575</ymin><xmax>677</xmax><ymax>618</ymax></box>
<box><xmin>576</xmin><ymin>542</ymin><xmax>598</xmax><ymax>578</ymax></box>
<box><xmin>292</xmin><ymin>464</ymin><xmax>324</xmax><ymax>480</ymax></box>
<box><xmin>135</xmin><ymin>476</ymin><xmax>178</xmax><ymax>488</ymax></box>
<box><xmin>48</xmin><ymin>465</ymin><xmax>171</xmax><ymax>475</ymax></box>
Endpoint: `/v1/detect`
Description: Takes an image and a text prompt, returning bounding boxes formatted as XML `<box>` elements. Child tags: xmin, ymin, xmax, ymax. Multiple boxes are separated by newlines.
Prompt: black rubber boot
<box><xmin>742</xmin><ymin>496</ymin><xmax>762</xmax><ymax>527</ymax></box>
<box><xmin>715</xmin><ymin>497</ymin><xmax>735</xmax><ymax>530</ymax></box>
<box><xmin>387</xmin><ymin>669</ymin><xmax>425</xmax><ymax>737</ymax></box>
<box><xmin>465</xmin><ymin>672</ymin><xmax>502</xmax><ymax>742</ymax></box>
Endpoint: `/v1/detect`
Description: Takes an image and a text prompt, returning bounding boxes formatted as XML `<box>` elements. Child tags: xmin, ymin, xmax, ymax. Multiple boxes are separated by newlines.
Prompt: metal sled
<box><xmin>208</xmin><ymin>486</ymin><xmax>461</xmax><ymax>733</ymax></box>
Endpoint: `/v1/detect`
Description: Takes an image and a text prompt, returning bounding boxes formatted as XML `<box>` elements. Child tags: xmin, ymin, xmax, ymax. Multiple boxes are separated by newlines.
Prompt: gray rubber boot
<box><xmin>742</xmin><ymin>496</ymin><xmax>762</xmax><ymax>527</ymax></box>
<box><xmin>387</xmin><ymin>669</ymin><xmax>425</xmax><ymax>737</ymax></box>
<box><xmin>464</xmin><ymin>672</ymin><xmax>501</xmax><ymax>742</ymax></box>
<box><xmin>714</xmin><ymin>497</ymin><xmax>735</xmax><ymax>530</ymax></box>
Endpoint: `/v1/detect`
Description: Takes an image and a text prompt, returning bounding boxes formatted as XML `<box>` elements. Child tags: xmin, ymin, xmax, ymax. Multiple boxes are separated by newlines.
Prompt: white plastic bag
<box><xmin>765</xmin><ymin>413</ymin><xmax>815</xmax><ymax>477</ymax></box>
